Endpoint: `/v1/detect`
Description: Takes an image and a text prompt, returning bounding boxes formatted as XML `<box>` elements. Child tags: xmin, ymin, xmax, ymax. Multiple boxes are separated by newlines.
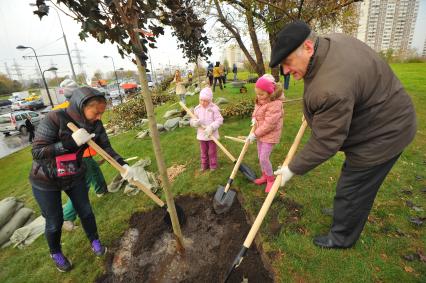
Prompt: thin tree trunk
<box><xmin>245</xmin><ymin>0</ymin><xmax>265</xmax><ymax>75</ymax></box>
<box><xmin>128</xmin><ymin>29</ymin><xmax>184</xmax><ymax>251</ymax></box>
<box><xmin>214</xmin><ymin>0</ymin><xmax>262</xmax><ymax>77</ymax></box>
<box><xmin>268</xmin><ymin>33</ymin><xmax>280</xmax><ymax>81</ymax></box>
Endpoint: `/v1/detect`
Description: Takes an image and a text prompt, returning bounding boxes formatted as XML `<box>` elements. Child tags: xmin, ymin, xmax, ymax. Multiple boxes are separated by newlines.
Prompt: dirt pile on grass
<box><xmin>97</xmin><ymin>194</ymin><xmax>273</xmax><ymax>283</ymax></box>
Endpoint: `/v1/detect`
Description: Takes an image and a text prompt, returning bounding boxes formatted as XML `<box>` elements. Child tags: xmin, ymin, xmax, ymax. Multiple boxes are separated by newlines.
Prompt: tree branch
<box><xmin>307</xmin><ymin>0</ymin><xmax>362</xmax><ymax>23</ymax></box>
<box><xmin>297</xmin><ymin>0</ymin><xmax>304</xmax><ymax>19</ymax></box>
<box><xmin>253</xmin><ymin>0</ymin><xmax>293</xmax><ymax>19</ymax></box>
<box><xmin>225</xmin><ymin>0</ymin><xmax>266</xmax><ymax>22</ymax></box>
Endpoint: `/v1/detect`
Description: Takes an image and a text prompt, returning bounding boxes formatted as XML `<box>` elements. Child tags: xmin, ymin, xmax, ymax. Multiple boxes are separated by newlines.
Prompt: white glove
<box><xmin>274</xmin><ymin>166</ymin><xmax>294</xmax><ymax>187</ymax></box>
<box><xmin>251</xmin><ymin>118</ymin><xmax>256</xmax><ymax>127</ymax></box>
<box><xmin>191</xmin><ymin>119</ymin><xmax>201</xmax><ymax>127</ymax></box>
<box><xmin>204</xmin><ymin>125</ymin><xmax>213</xmax><ymax>137</ymax></box>
<box><xmin>71</xmin><ymin>128</ymin><xmax>95</xmax><ymax>146</ymax></box>
<box><xmin>246</xmin><ymin>133</ymin><xmax>256</xmax><ymax>143</ymax></box>
<box><xmin>121</xmin><ymin>164</ymin><xmax>137</xmax><ymax>181</ymax></box>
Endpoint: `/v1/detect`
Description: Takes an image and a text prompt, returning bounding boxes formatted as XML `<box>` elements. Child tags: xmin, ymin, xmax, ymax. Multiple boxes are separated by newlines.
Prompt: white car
<box><xmin>0</xmin><ymin>114</ymin><xmax>15</xmax><ymax>135</ymax></box>
<box><xmin>0</xmin><ymin>111</ymin><xmax>43</xmax><ymax>136</ymax></box>
<box><xmin>11</xmin><ymin>100</ymin><xmax>30</xmax><ymax>111</ymax></box>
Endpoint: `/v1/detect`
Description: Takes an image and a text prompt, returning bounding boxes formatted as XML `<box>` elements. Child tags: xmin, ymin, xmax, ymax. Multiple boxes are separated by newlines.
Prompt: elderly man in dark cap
<box><xmin>272</xmin><ymin>21</ymin><xmax>416</xmax><ymax>249</ymax></box>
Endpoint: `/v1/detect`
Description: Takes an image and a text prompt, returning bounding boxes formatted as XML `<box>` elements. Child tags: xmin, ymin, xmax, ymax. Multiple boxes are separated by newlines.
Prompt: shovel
<box><xmin>224</xmin><ymin>119</ymin><xmax>308</xmax><ymax>282</ymax></box>
<box><xmin>67</xmin><ymin>122</ymin><xmax>186</xmax><ymax>227</ymax></box>
<box><xmin>224</xmin><ymin>136</ymin><xmax>246</xmax><ymax>143</ymax></box>
<box><xmin>213</xmin><ymin>126</ymin><xmax>255</xmax><ymax>214</ymax></box>
<box><xmin>179</xmin><ymin>102</ymin><xmax>256</xmax><ymax>182</ymax></box>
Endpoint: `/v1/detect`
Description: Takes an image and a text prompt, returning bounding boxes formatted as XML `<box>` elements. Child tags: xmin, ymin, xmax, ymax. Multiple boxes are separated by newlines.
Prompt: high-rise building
<box><xmin>223</xmin><ymin>44</ymin><xmax>246</xmax><ymax>68</ymax></box>
<box><xmin>423</xmin><ymin>37</ymin><xmax>426</xmax><ymax>57</ymax></box>
<box><xmin>356</xmin><ymin>0</ymin><xmax>419</xmax><ymax>53</ymax></box>
<box><xmin>223</xmin><ymin>41</ymin><xmax>271</xmax><ymax>68</ymax></box>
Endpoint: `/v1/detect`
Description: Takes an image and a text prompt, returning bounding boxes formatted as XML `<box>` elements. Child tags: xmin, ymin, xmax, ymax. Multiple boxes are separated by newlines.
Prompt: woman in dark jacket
<box><xmin>29</xmin><ymin>87</ymin><xmax>135</xmax><ymax>272</ymax></box>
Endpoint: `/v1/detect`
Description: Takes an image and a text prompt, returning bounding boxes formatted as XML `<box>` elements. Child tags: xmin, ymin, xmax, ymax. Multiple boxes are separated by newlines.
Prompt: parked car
<box><xmin>27</xmin><ymin>99</ymin><xmax>45</xmax><ymax>110</ymax></box>
<box><xmin>0</xmin><ymin>111</ymin><xmax>43</xmax><ymax>136</ymax></box>
<box><xmin>11</xmin><ymin>100</ymin><xmax>31</xmax><ymax>111</ymax></box>
<box><xmin>0</xmin><ymin>114</ymin><xmax>15</xmax><ymax>135</ymax></box>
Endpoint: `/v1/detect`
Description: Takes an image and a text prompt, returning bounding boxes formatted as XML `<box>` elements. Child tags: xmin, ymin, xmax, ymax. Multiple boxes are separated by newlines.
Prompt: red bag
<box><xmin>55</xmin><ymin>153</ymin><xmax>78</xmax><ymax>177</ymax></box>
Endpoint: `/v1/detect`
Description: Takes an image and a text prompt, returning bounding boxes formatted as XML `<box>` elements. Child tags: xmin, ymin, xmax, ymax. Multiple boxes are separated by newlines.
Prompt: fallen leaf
<box><xmin>380</xmin><ymin>253</ymin><xmax>388</xmax><ymax>260</ymax></box>
<box><xmin>404</xmin><ymin>266</ymin><xmax>414</xmax><ymax>273</ymax></box>
<box><xmin>416</xmin><ymin>249</ymin><xmax>426</xmax><ymax>262</ymax></box>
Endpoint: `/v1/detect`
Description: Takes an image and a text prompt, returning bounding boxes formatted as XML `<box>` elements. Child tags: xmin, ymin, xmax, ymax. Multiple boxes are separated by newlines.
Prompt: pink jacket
<box><xmin>252</xmin><ymin>96</ymin><xmax>284</xmax><ymax>144</ymax></box>
<box><xmin>190</xmin><ymin>103</ymin><xmax>224</xmax><ymax>141</ymax></box>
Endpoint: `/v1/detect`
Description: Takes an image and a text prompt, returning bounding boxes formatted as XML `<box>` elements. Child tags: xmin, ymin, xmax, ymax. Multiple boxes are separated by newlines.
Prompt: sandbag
<box><xmin>108</xmin><ymin>174</ymin><xmax>126</xmax><ymax>193</ymax></box>
<box><xmin>163</xmin><ymin>109</ymin><xmax>180</xmax><ymax>119</ymax></box>
<box><xmin>10</xmin><ymin>216</ymin><xmax>45</xmax><ymax>248</ymax></box>
<box><xmin>215</xmin><ymin>97</ymin><xmax>229</xmax><ymax>105</ymax></box>
<box><xmin>0</xmin><ymin>197</ymin><xmax>18</xmax><ymax>228</ymax></box>
<box><xmin>136</xmin><ymin>130</ymin><xmax>150</xmax><ymax>139</ymax></box>
<box><xmin>179</xmin><ymin>119</ymin><xmax>190</xmax><ymax>127</ymax></box>
<box><xmin>157</xmin><ymin>124</ymin><xmax>165</xmax><ymax>132</ymax></box>
<box><xmin>0</xmin><ymin>207</ymin><xmax>33</xmax><ymax>246</ymax></box>
<box><xmin>123</xmin><ymin>159</ymin><xmax>159</xmax><ymax>196</ymax></box>
<box><xmin>164</xmin><ymin>117</ymin><xmax>181</xmax><ymax>131</ymax></box>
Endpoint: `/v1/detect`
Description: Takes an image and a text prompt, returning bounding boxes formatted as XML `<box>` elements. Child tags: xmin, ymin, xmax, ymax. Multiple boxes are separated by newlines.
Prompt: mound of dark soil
<box><xmin>97</xmin><ymin>194</ymin><xmax>274</xmax><ymax>283</ymax></box>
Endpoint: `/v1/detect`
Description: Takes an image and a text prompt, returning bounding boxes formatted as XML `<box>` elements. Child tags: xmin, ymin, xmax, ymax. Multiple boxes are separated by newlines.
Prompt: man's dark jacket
<box><xmin>289</xmin><ymin>34</ymin><xmax>416</xmax><ymax>175</ymax></box>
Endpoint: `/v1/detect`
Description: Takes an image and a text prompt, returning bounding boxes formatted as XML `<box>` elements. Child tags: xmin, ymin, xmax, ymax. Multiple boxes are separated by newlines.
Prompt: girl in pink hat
<box><xmin>190</xmin><ymin>87</ymin><xmax>224</xmax><ymax>171</ymax></box>
<box><xmin>246</xmin><ymin>74</ymin><xmax>284</xmax><ymax>192</ymax></box>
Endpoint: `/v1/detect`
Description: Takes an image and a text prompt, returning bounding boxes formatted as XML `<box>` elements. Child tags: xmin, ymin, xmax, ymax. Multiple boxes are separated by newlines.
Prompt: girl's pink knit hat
<box><xmin>255</xmin><ymin>74</ymin><xmax>276</xmax><ymax>94</ymax></box>
<box><xmin>200</xmin><ymin>87</ymin><xmax>213</xmax><ymax>101</ymax></box>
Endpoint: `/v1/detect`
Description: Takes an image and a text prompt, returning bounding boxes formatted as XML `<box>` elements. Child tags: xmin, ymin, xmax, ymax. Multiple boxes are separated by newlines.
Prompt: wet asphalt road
<box><xmin>0</xmin><ymin>131</ymin><xmax>30</xmax><ymax>159</ymax></box>
<box><xmin>0</xmin><ymin>106</ymin><xmax>40</xmax><ymax>159</ymax></box>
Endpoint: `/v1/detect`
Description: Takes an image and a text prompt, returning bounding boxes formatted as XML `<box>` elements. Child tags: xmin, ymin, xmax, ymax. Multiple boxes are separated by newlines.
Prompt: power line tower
<box><xmin>49</xmin><ymin>60</ymin><xmax>58</xmax><ymax>78</ymax></box>
<box><xmin>73</xmin><ymin>43</ymin><xmax>87</xmax><ymax>83</ymax></box>
<box><xmin>12</xmin><ymin>59</ymin><xmax>24</xmax><ymax>83</ymax></box>
<box><xmin>4</xmin><ymin>62</ymin><xmax>13</xmax><ymax>80</ymax></box>
<box><xmin>34</xmin><ymin>63</ymin><xmax>43</xmax><ymax>86</ymax></box>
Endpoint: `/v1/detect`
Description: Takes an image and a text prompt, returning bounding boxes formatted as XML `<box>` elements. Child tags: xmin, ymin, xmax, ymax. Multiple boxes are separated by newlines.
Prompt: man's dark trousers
<box><xmin>329</xmin><ymin>153</ymin><xmax>401</xmax><ymax>247</ymax></box>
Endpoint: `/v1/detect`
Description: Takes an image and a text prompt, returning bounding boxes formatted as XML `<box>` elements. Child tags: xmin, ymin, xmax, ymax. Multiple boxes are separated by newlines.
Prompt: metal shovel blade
<box><xmin>238</xmin><ymin>163</ymin><xmax>257</xmax><ymax>182</ymax></box>
<box><xmin>213</xmin><ymin>185</ymin><xmax>237</xmax><ymax>214</ymax></box>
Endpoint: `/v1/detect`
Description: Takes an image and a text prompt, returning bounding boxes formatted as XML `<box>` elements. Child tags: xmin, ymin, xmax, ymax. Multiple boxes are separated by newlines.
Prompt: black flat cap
<box><xmin>269</xmin><ymin>20</ymin><xmax>311</xmax><ymax>68</ymax></box>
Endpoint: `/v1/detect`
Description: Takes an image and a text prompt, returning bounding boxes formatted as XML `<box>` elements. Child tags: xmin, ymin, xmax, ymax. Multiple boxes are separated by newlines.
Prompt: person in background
<box><xmin>207</xmin><ymin>62</ymin><xmax>214</xmax><ymax>86</ymax></box>
<box><xmin>190</xmin><ymin>87</ymin><xmax>224</xmax><ymax>171</ymax></box>
<box><xmin>222</xmin><ymin>64</ymin><xmax>228</xmax><ymax>85</ymax></box>
<box><xmin>173</xmin><ymin>70</ymin><xmax>187</xmax><ymax>104</ymax></box>
<box><xmin>212</xmin><ymin>62</ymin><xmax>223</xmax><ymax>91</ymax></box>
<box><xmin>25</xmin><ymin>115</ymin><xmax>35</xmax><ymax>143</ymax></box>
<box><xmin>232</xmin><ymin>63</ymin><xmax>238</xmax><ymax>81</ymax></box>
<box><xmin>188</xmin><ymin>71</ymin><xmax>193</xmax><ymax>84</ymax></box>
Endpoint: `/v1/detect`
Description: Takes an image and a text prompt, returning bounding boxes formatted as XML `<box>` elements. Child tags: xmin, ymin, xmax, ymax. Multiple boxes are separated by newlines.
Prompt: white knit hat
<box><xmin>59</xmin><ymin>79</ymin><xmax>79</xmax><ymax>99</ymax></box>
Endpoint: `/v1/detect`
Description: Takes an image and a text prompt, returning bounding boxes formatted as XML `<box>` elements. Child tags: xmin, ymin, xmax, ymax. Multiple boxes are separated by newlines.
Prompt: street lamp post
<box><xmin>17</xmin><ymin>45</ymin><xmax>54</xmax><ymax>107</ymax></box>
<box><xmin>42</xmin><ymin>67</ymin><xmax>58</xmax><ymax>108</ymax></box>
<box><xmin>104</xmin><ymin>56</ymin><xmax>122</xmax><ymax>103</ymax></box>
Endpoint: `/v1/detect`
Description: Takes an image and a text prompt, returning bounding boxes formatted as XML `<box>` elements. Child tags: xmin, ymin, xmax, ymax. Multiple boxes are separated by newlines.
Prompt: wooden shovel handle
<box><xmin>67</xmin><ymin>122</ymin><xmax>165</xmax><ymax>207</ymax></box>
<box><xmin>179</xmin><ymin>102</ymin><xmax>237</xmax><ymax>162</ymax></box>
<box><xmin>224</xmin><ymin>136</ymin><xmax>246</xmax><ymax>143</ymax></box>
<box><xmin>243</xmin><ymin>119</ymin><xmax>308</xmax><ymax>248</ymax></box>
<box><xmin>224</xmin><ymin>126</ymin><xmax>255</xmax><ymax>192</ymax></box>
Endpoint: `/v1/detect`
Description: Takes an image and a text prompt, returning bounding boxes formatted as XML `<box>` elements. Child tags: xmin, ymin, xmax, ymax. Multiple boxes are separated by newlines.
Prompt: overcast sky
<box><xmin>0</xmin><ymin>0</ymin><xmax>425</xmax><ymax>83</ymax></box>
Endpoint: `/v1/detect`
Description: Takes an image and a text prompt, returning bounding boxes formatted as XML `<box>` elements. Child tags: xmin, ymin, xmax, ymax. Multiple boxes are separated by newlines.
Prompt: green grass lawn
<box><xmin>0</xmin><ymin>63</ymin><xmax>425</xmax><ymax>282</ymax></box>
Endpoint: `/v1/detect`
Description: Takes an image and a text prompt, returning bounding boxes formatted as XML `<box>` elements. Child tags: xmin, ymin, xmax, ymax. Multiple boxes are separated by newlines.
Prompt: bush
<box><xmin>157</xmin><ymin>75</ymin><xmax>175</xmax><ymax>92</ymax></box>
<box><xmin>110</xmin><ymin>92</ymin><xmax>176</xmax><ymax>129</ymax></box>
<box><xmin>221</xmin><ymin>100</ymin><xmax>254</xmax><ymax>118</ymax></box>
